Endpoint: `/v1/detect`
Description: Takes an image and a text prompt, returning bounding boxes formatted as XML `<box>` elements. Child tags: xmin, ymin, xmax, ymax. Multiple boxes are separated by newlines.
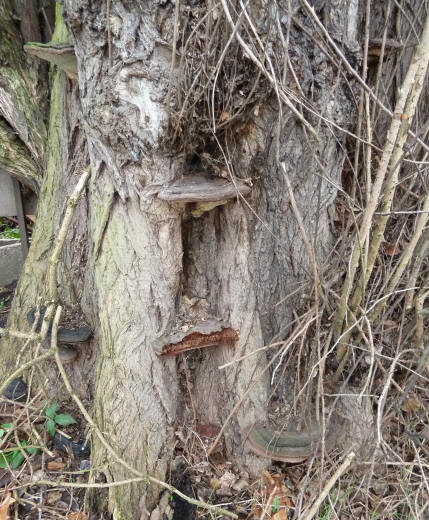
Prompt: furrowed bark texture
<box><xmin>61</xmin><ymin>2</ymin><xmax>183</xmax><ymax>515</ymax></box>
<box><xmin>3</xmin><ymin>0</ymin><xmax>413</xmax><ymax>517</ymax></box>
<box><xmin>57</xmin><ymin>2</ymin><xmax>353</xmax><ymax>516</ymax></box>
<box><xmin>0</xmin><ymin>1</ymin><xmax>47</xmax><ymax>175</ymax></box>
<box><xmin>0</xmin><ymin>0</ymin><xmax>49</xmax><ymax>192</ymax></box>
<box><xmin>1</xmin><ymin>6</ymin><xmax>93</xmax><ymax>398</ymax></box>
<box><xmin>0</xmin><ymin>117</ymin><xmax>39</xmax><ymax>193</ymax></box>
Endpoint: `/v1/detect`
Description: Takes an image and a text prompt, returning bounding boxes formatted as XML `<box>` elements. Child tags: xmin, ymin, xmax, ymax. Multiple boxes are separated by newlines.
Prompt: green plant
<box><xmin>44</xmin><ymin>402</ymin><xmax>76</xmax><ymax>437</ymax></box>
<box><xmin>0</xmin><ymin>298</ymin><xmax>5</xmax><ymax>310</ymax></box>
<box><xmin>0</xmin><ymin>423</ymin><xmax>38</xmax><ymax>468</ymax></box>
<box><xmin>0</xmin><ymin>422</ymin><xmax>12</xmax><ymax>442</ymax></box>
<box><xmin>0</xmin><ymin>226</ymin><xmax>20</xmax><ymax>239</ymax></box>
<box><xmin>208</xmin><ymin>481</ymin><xmax>219</xmax><ymax>502</ymax></box>
<box><xmin>271</xmin><ymin>497</ymin><xmax>280</xmax><ymax>513</ymax></box>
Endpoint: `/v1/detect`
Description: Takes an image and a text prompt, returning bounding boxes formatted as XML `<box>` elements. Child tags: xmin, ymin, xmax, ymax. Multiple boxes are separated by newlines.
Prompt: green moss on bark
<box><xmin>52</xmin><ymin>3</ymin><xmax>70</xmax><ymax>44</ymax></box>
<box><xmin>0</xmin><ymin>2</ymin><xmax>72</xmax><ymax>373</ymax></box>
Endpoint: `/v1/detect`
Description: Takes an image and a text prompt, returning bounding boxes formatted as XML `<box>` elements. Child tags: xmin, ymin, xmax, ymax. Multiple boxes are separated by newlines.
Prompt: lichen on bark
<box><xmin>0</xmin><ymin>1</ymin><xmax>370</xmax><ymax>518</ymax></box>
<box><xmin>1</xmin><ymin>4</ymin><xmax>89</xmax><ymax>390</ymax></box>
<box><xmin>0</xmin><ymin>0</ymin><xmax>46</xmax><ymax>168</ymax></box>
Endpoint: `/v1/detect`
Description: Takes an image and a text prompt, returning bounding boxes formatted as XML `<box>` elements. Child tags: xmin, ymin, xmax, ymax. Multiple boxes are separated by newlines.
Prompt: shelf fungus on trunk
<box><xmin>27</xmin><ymin>307</ymin><xmax>92</xmax><ymax>344</ymax></box>
<box><xmin>157</xmin><ymin>174</ymin><xmax>251</xmax><ymax>217</ymax></box>
<box><xmin>24</xmin><ymin>42</ymin><xmax>78</xmax><ymax>80</ymax></box>
<box><xmin>247</xmin><ymin>423</ymin><xmax>321</xmax><ymax>463</ymax></box>
<box><xmin>155</xmin><ymin>319</ymin><xmax>239</xmax><ymax>357</ymax></box>
<box><xmin>26</xmin><ymin>306</ymin><xmax>92</xmax><ymax>363</ymax></box>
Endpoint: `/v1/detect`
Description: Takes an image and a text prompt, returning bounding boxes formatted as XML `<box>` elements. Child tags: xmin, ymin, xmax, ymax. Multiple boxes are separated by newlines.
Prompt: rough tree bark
<box><xmin>1</xmin><ymin>0</ymin><xmax>422</xmax><ymax>518</ymax></box>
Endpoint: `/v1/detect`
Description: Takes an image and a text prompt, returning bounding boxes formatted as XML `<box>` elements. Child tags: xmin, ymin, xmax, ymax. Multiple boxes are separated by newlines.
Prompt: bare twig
<box><xmin>48</xmin><ymin>168</ymin><xmax>90</xmax><ymax>301</ymax></box>
<box><xmin>0</xmin><ymin>350</ymin><xmax>54</xmax><ymax>397</ymax></box>
<box><xmin>298</xmin><ymin>0</ymin><xmax>429</xmax><ymax>153</ymax></box>
<box><xmin>219</xmin><ymin>0</ymin><xmax>319</xmax><ymax>139</ymax></box>
<box><xmin>301</xmin><ymin>452</ymin><xmax>355</xmax><ymax>520</ymax></box>
<box><xmin>333</xmin><ymin>11</ymin><xmax>429</xmax><ymax>357</ymax></box>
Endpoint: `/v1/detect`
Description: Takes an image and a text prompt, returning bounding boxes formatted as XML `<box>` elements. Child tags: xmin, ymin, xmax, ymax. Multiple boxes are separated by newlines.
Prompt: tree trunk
<box><xmin>1</xmin><ymin>0</ymin><xmax>426</xmax><ymax>518</ymax></box>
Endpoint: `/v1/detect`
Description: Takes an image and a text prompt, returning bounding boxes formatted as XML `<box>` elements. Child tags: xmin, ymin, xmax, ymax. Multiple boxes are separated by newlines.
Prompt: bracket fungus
<box><xmin>247</xmin><ymin>423</ymin><xmax>321</xmax><ymax>463</ymax></box>
<box><xmin>24</xmin><ymin>43</ymin><xmax>78</xmax><ymax>80</ymax></box>
<box><xmin>155</xmin><ymin>319</ymin><xmax>238</xmax><ymax>357</ymax></box>
<box><xmin>26</xmin><ymin>307</ymin><xmax>92</xmax><ymax>363</ymax></box>
<box><xmin>158</xmin><ymin>174</ymin><xmax>251</xmax><ymax>216</ymax></box>
<box><xmin>27</xmin><ymin>307</ymin><xmax>92</xmax><ymax>344</ymax></box>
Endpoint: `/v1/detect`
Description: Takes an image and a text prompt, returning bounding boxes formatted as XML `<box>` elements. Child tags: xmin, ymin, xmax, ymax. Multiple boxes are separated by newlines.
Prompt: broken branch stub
<box><xmin>157</xmin><ymin>174</ymin><xmax>251</xmax><ymax>203</ymax></box>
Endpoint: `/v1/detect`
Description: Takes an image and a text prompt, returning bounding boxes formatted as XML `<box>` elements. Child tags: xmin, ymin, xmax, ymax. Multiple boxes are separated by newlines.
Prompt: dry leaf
<box><xmin>48</xmin><ymin>460</ymin><xmax>66</xmax><ymax>471</ymax></box>
<box><xmin>368</xmin><ymin>45</ymin><xmax>382</xmax><ymax>57</ymax></box>
<box><xmin>232</xmin><ymin>477</ymin><xmax>249</xmax><ymax>492</ymax></box>
<box><xmin>214</xmin><ymin>462</ymin><xmax>229</xmax><ymax>471</ymax></box>
<box><xmin>418</xmin><ymin>426</ymin><xmax>429</xmax><ymax>441</ymax></box>
<box><xmin>209</xmin><ymin>478</ymin><xmax>220</xmax><ymax>489</ymax></box>
<box><xmin>384</xmin><ymin>243</ymin><xmax>401</xmax><ymax>256</ymax></box>
<box><xmin>0</xmin><ymin>493</ymin><xmax>15</xmax><ymax>520</ymax></box>
<box><xmin>382</xmin><ymin>319</ymin><xmax>398</xmax><ymax>328</ymax></box>
<box><xmin>251</xmin><ymin>471</ymin><xmax>294</xmax><ymax>518</ymax></box>
<box><xmin>402</xmin><ymin>394</ymin><xmax>421</xmax><ymax>413</ymax></box>
<box><xmin>219</xmin><ymin>471</ymin><xmax>236</xmax><ymax>488</ymax></box>
<box><xmin>46</xmin><ymin>491</ymin><xmax>62</xmax><ymax>505</ymax></box>
<box><xmin>216</xmin><ymin>487</ymin><xmax>233</xmax><ymax>497</ymax></box>
<box><xmin>68</xmin><ymin>513</ymin><xmax>88</xmax><ymax>520</ymax></box>
<box><xmin>195</xmin><ymin>423</ymin><xmax>221</xmax><ymax>439</ymax></box>
<box><xmin>220</xmin><ymin>111</ymin><xmax>230</xmax><ymax>122</ymax></box>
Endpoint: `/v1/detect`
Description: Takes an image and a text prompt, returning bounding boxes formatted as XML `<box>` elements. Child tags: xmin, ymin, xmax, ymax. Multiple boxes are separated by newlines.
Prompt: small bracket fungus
<box><xmin>155</xmin><ymin>319</ymin><xmax>238</xmax><ymax>357</ymax></box>
<box><xmin>27</xmin><ymin>307</ymin><xmax>92</xmax><ymax>344</ymax></box>
<box><xmin>247</xmin><ymin>423</ymin><xmax>322</xmax><ymax>463</ymax></box>
<box><xmin>24</xmin><ymin>43</ymin><xmax>78</xmax><ymax>80</ymax></box>
<box><xmin>27</xmin><ymin>306</ymin><xmax>92</xmax><ymax>363</ymax></box>
<box><xmin>158</xmin><ymin>174</ymin><xmax>251</xmax><ymax>216</ymax></box>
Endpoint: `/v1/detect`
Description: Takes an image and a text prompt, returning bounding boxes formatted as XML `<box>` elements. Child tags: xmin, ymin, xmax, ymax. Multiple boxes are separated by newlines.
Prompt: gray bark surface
<box><xmin>2</xmin><ymin>0</ymin><xmax>421</xmax><ymax>517</ymax></box>
<box><xmin>0</xmin><ymin>2</ymin><xmax>47</xmax><ymax>170</ymax></box>
<box><xmin>0</xmin><ymin>1</ymin><xmax>352</xmax><ymax>516</ymax></box>
<box><xmin>58</xmin><ymin>3</ymin><xmax>352</xmax><ymax>515</ymax></box>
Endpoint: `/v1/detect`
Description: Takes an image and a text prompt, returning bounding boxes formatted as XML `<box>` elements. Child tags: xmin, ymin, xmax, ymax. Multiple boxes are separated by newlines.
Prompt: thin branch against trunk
<box><xmin>350</xmin><ymin>12</ymin><xmax>429</xmax><ymax>310</ymax></box>
<box><xmin>369</xmin><ymin>187</ymin><xmax>429</xmax><ymax>322</ymax></box>
<box><xmin>299</xmin><ymin>0</ymin><xmax>429</xmax><ymax>155</ymax></box>
<box><xmin>404</xmin><ymin>230</ymin><xmax>429</xmax><ymax>310</ymax></box>
<box><xmin>220</xmin><ymin>0</ymin><xmax>319</xmax><ymax>140</ymax></box>
<box><xmin>0</xmin><ymin>350</ymin><xmax>54</xmax><ymax>398</ymax></box>
<box><xmin>332</xmin><ymin>10</ymin><xmax>429</xmax><ymax>355</ymax></box>
<box><xmin>48</xmin><ymin>168</ymin><xmax>90</xmax><ymax>302</ymax></box>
